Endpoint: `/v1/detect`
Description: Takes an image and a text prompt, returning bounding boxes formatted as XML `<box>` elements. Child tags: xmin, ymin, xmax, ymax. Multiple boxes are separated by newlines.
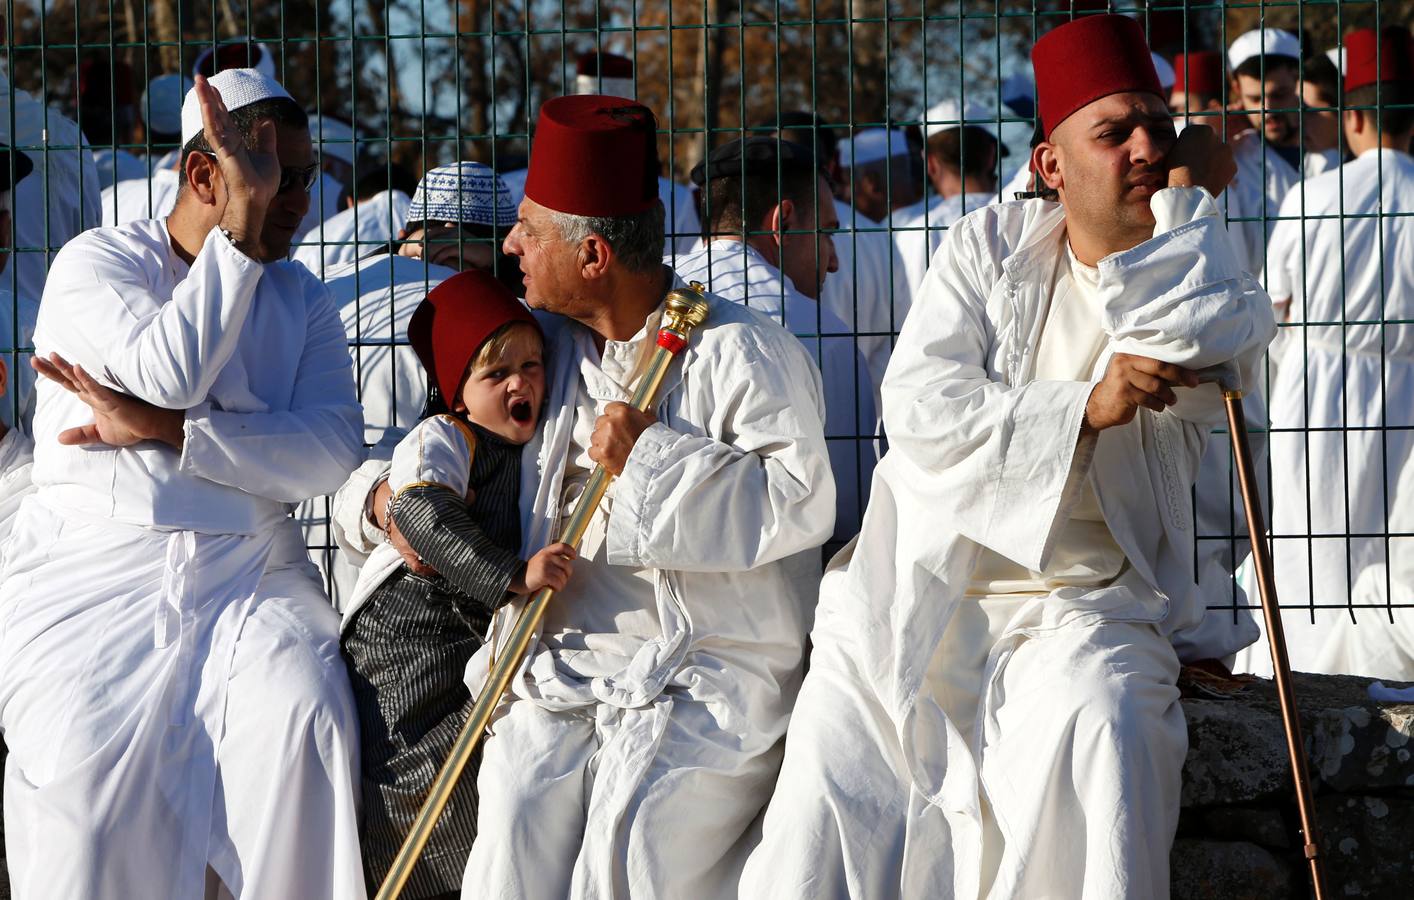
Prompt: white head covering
<box><xmin>1151</xmin><ymin>52</ymin><xmax>1176</xmax><ymax>92</ymax></box>
<box><xmin>308</xmin><ymin>114</ymin><xmax>356</xmax><ymax>167</ymax></box>
<box><xmin>192</xmin><ymin>37</ymin><xmax>276</xmax><ymax>81</ymax></box>
<box><xmin>1326</xmin><ymin>46</ymin><xmax>1345</xmax><ymax>75</ymax></box>
<box><xmin>1228</xmin><ymin>28</ymin><xmax>1302</xmax><ymax>71</ymax></box>
<box><xmin>140</xmin><ymin>74</ymin><xmax>194</xmax><ymax>136</ymax></box>
<box><xmin>407</xmin><ymin>162</ymin><xmax>517</xmax><ymax>229</ymax></box>
<box><xmin>180</xmin><ymin>68</ymin><xmax>294</xmax><ymax>146</ymax></box>
<box><xmin>839</xmin><ymin>128</ymin><xmax>911</xmax><ymax>168</ymax></box>
<box><xmin>923</xmin><ymin>99</ymin><xmax>1001</xmax><ymax>141</ymax></box>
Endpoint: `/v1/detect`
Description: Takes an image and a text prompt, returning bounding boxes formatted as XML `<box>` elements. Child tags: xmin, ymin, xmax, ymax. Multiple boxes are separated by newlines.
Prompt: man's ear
<box><xmin>772</xmin><ymin>199</ymin><xmax>796</xmax><ymax>241</ymax></box>
<box><xmin>1344</xmin><ymin>108</ymin><xmax>1366</xmax><ymax>137</ymax></box>
<box><xmin>1034</xmin><ymin>141</ymin><xmax>1062</xmax><ymax>191</ymax></box>
<box><xmin>184</xmin><ymin>152</ymin><xmax>222</xmax><ymax>205</ymax></box>
<box><xmin>579</xmin><ymin>232</ymin><xmax>614</xmax><ymax>281</ymax></box>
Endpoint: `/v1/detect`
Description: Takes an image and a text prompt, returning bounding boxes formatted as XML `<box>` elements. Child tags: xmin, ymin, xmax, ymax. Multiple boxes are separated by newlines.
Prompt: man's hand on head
<box><xmin>1165</xmin><ymin>124</ymin><xmax>1237</xmax><ymax>197</ymax></box>
<box><xmin>193</xmin><ymin>74</ymin><xmax>279</xmax><ymax>250</ymax></box>
<box><xmin>1083</xmin><ymin>353</ymin><xmax>1200</xmax><ymax>433</ymax></box>
<box><xmin>589</xmin><ymin>402</ymin><xmax>657</xmax><ymax>477</ymax></box>
<box><xmin>32</xmin><ymin>353</ymin><xmax>186</xmax><ymax>449</ymax></box>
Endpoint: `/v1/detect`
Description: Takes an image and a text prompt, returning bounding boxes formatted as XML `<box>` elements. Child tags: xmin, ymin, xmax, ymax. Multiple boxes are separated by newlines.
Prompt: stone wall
<box><xmin>0</xmin><ymin>673</ymin><xmax>1409</xmax><ymax>898</ymax></box>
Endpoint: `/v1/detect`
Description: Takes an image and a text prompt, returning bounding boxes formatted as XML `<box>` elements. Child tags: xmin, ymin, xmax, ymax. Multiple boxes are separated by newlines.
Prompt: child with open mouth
<box><xmin>339</xmin><ymin>269</ymin><xmax>574</xmax><ymax>897</ymax></box>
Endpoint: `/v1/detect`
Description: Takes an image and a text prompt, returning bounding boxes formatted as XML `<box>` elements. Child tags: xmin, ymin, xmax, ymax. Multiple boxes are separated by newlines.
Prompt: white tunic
<box><xmin>0</xmin><ymin>73</ymin><xmax>103</xmax><ymax>311</ymax></box>
<box><xmin>0</xmin><ymin>219</ymin><xmax>366</xmax><ymax>899</ymax></box>
<box><xmin>1236</xmin><ymin>148</ymin><xmax>1414</xmax><ymax>679</ymax></box>
<box><xmin>742</xmin><ymin>189</ymin><xmax>1276</xmax><ymax>899</ymax></box>
<box><xmin>822</xmin><ymin>197</ymin><xmax>911</xmax><ymax>409</ymax></box>
<box><xmin>672</xmin><ymin>239</ymin><xmax>876</xmax><ymax>542</ymax></box>
<box><xmin>298</xmin><ymin>253</ymin><xmax>457</xmax><ymax>609</ymax></box>
<box><xmin>292</xmin><ymin>188</ymin><xmax>411</xmax><ymax>276</ymax></box>
<box><xmin>296</xmin><ymin>171</ymin><xmax>347</xmax><ymax>241</ymax></box>
<box><xmin>100</xmin><ymin>167</ymin><xmax>181</xmax><ymax>228</ymax></box>
<box><xmin>894</xmin><ymin>191</ymin><xmax>1000</xmax><ymax>303</ymax></box>
<box><xmin>0</xmin><ymin>426</ymin><xmax>34</xmax><ymax>546</ymax></box>
<box><xmin>1225</xmin><ymin>135</ymin><xmax>1301</xmax><ymax>276</ymax></box>
<box><xmin>463</xmin><ymin>282</ymin><xmax>836</xmax><ymax>899</ymax></box>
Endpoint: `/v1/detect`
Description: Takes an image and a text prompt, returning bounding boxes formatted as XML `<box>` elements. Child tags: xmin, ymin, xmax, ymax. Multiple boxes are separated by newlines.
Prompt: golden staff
<box><xmin>375</xmin><ymin>283</ymin><xmax>711</xmax><ymax>900</ymax></box>
<box><xmin>1223</xmin><ymin>389</ymin><xmax>1326</xmax><ymax>899</ymax></box>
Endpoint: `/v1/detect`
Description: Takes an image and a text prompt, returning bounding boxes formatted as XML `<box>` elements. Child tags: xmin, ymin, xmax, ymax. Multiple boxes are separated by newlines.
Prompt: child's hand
<box><xmin>511</xmin><ymin>543</ymin><xmax>577</xmax><ymax>594</ymax></box>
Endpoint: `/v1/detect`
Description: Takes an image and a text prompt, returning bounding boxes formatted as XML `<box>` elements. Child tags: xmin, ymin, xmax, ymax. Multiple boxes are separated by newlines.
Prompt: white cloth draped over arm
<box><xmin>606</xmin><ymin>329</ymin><xmax>836</xmax><ymax>573</ymax></box>
<box><xmin>1097</xmin><ymin>186</ymin><xmax>1278</xmax><ymax>424</ymax></box>
<box><xmin>178</xmin><ymin>282</ymin><xmax>364</xmax><ymax>503</ymax></box>
<box><xmin>43</xmin><ymin>228</ymin><xmax>264</xmax><ymax>409</ymax></box>
<box><xmin>882</xmin><ymin>211</ymin><xmax>1095</xmax><ymax>572</ymax></box>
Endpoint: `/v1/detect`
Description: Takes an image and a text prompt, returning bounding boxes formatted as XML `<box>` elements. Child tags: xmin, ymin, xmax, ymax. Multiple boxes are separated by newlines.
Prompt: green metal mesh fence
<box><xmin>2</xmin><ymin>0</ymin><xmax>1412</xmax><ymax>642</ymax></box>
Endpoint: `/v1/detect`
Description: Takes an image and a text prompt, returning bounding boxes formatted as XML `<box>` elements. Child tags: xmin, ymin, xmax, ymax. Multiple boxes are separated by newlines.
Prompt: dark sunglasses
<box><xmin>200</xmin><ymin>150</ymin><xmax>319</xmax><ymax>194</ymax></box>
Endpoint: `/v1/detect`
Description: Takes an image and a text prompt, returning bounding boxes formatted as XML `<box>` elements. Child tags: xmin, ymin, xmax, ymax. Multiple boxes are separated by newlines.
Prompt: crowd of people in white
<box><xmin>0</xmin><ymin>12</ymin><xmax>1410</xmax><ymax>900</ymax></box>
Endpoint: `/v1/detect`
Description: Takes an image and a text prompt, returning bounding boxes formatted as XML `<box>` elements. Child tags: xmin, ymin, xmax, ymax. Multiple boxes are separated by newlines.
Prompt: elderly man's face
<box><xmin>503</xmin><ymin>197</ymin><xmax>589</xmax><ymax>315</ymax></box>
<box><xmin>778</xmin><ymin>175</ymin><xmax>839</xmax><ymax>300</ymax></box>
<box><xmin>1236</xmin><ymin>67</ymin><xmax>1300</xmax><ymax>146</ymax></box>
<box><xmin>1042</xmin><ymin>91</ymin><xmax>1177</xmax><ymax>252</ymax></box>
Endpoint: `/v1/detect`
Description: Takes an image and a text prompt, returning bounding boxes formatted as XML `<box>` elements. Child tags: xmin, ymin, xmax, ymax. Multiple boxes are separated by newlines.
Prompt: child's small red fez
<box><xmin>1344</xmin><ymin>26</ymin><xmax>1414</xmax><ymax>93</ymax></box>
<box><xmin>523</xmin><ymin>94</ymin><xmax>660</xmax><ymax>217</ymax></box>
<box><xmin>1032</xmin><ymin>15</ymin><xmax>1163</xmax><ymax>138</ymax></box>
<box><xmin>408</xmin><ymin>270</ymin><xmax>541</xmax><ymax>405</ymax></box>
<box><xmin>1172</xmin><ymin>51</ymin><xmax>1227</xmax><ymax>98</ymax></box>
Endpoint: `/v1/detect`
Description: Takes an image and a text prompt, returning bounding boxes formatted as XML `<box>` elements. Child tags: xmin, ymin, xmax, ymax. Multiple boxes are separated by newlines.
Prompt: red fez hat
<box><xmin>1032</xmin><ymin>15</ymin><xmax>1163</xmax><ymax>137</ymax></box>
<box><xmin>1172</xmin><ymin>51</ymin><xmax>1226</xmax><ymax>97</ymax></box>
<box><xmin>408</xmin><ymin>270</ymin><xmax>541</xmax><ymax>405</ymax></box>
<box><xmin>1344</xmin><ymin>26</ymin><xmax>1414</xmax><ymax>93</ymax></box>
<box><xmin>524</xmin><ymin>95</ymin><xmax>660</xmax><ymax>217</ymax></box>
<box><xmin>576</xmin><ymin>51</ymin><xmax>634</xmax><ymax>79</ymax></box>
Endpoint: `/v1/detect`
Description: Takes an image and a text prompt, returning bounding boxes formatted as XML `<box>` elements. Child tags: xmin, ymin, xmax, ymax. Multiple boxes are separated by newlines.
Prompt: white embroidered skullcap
<box><xmin>407</xmin><ymin>162</ymin><xmax>517</xmax><ymax>229</ymax></box>
<box><xmin>839</xmin><ymin>128</ymin><xmax>911</xmax><ymax>168</ymax></box>
<box><xmin>192</xmin><ymin>37</ymin><xmax>276</xmax><ymax>82</ymax></box>
<box><xmin>309</xmin><ymin>114</ymin><xmax>356</xmax><ymax>166</ymax></box>
<box><xmin>180</xmin><ymin>68</ymin><xmax>294</xmax><ymax>146</ymax></box>
<box><xmin>1152</xmin><ymin>52</ymin><xmax>1176</xmax><ymax>92</ymax></box>
<box><xmin>1228</xmin><ymin>28</ymin><xmax>1302</xmax><ymax>71</ymax></box>
<box><xmin>140</xmin><ymin>74</ymin><xmax>194</xmax><ymax>136</ymax></box>
<box><xmin>923</xmin><ymin>99</ymin><xmax>1001</xmax><ymax>141</ymax></box>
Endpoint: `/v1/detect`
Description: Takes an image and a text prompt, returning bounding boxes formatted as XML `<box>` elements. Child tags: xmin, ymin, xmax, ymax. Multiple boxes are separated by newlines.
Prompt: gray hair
<box><xmin>548</xmin><ymin>201</ymin><xmax>665</xmax><ymax>274</ymax></box>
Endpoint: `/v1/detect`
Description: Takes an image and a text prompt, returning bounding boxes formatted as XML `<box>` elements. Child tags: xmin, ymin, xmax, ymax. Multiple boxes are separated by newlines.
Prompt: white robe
<box><xmin>0</xmin><ymin>426</ymin><xmax>34</xmax><ymax>546</ymax></box>
<box><xmin>822</xmin><ymin>197</ymin><xmax>911</xmax><ymax>410</ymax></box>
<box><xmin>0</xmin><ymin>73</ymin><xmax>103</xmax><ymax>311</ymax></box>
<box><xmin>100</xmin><ymin>167</ymin><xmax>181</xmax><ymax>228</ymax></box>
<box><xmin>894</xmin><ymin>191</ymin><xmax>999</xmax><ymax>301</ymax></box>
<box><xmin>0</xmin><ymin>219</ymin><xmax>366</xmax><ymax>899</ymax></box>
<box><xmin>296</xmin><ymin>171</ymin><xmax>347</xmax><ymax>241</ymax></box>
<box><xmin>741</xmin><ymin>189</ymin><xmax>1276</xmax><ymax>899</ymax></box>
<box><xmin>1236</xmin><ymin>148</ymin><xmax>1414</xmax><ymax>679</ymax></box>
<box><xmin>462</xmin><ymin>282</ymin><xmax>835</xmax><ymax>899</ymax></box>
<box><xmin>297</xmin><ymin>253</ymin><xmax>457</xmax><ymax>609</ymax></box>
<box><xmin>672</xmin><ymin>239</ymin><xmax>876</xmax><ymax>542</ymax></box>
<box><xmin>1224</xmin><ymin>135</ymin><xmax>1301</xmax><ymax>277</ymax></box>
<box><xmin>291</xmin><ymin>188</ymin><xmax>411</xmax><ymax>276</ymax></box>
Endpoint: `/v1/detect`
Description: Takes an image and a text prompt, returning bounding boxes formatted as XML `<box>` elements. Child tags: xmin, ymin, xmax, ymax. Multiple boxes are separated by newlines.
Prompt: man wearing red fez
<box><xmin>1168</xmin><ymin>50</ymin><xmax>1227</xmax><ymax>121</ymax></box>
<box><xmin>457</xmin><ymin>94</ymin><xmax>835</xmax><ymax>898</ymax></box>
<box><xmin>1246</xmin><ymin>26</ymin><xmax>1414</xmax><ymax>682</ymax></box>
<box><xmin>744</xmin><ymin>15</ymin><xmax>1276</xmax><ymax>898</ymax></box>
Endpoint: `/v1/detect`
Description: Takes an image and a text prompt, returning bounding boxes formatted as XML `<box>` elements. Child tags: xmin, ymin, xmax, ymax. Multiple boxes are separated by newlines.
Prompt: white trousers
<box><xmin>0</xmin><ymin>502</ymin><xmax>365</xmax><ymax>899</ymax></box>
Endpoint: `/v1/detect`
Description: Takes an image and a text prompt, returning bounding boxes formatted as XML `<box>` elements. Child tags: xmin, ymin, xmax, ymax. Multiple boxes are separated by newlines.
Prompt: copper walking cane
<box><xmin>374</xmin><ymin>283</ymin><xmax>711</xmax><ymax>900</ymax></box>
<box><xmin>1223</xmin><ymin>389</ymin><xmax>1326</xmax><ymax>899</ymax></box>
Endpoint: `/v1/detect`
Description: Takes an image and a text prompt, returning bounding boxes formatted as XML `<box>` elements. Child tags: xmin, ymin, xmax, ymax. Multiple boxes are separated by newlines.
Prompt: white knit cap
<box><xmin>308</xmin><ymin>114</ymin><xmax>356</xmax><ymax>166</ymax></box>
<box><xmin>180</xmin><ymin>68</ymin><xmax>294</xmax><ymax>146</ymax></box>
<box><xmin>923</xmin><ymin>99</ymin><xmax>1000</xmax><ymax>141</ymax></box>
<box><xmin>140</xmin><ymin>74</ymin><xmax>193</xmax><ymax>136</ymax></box>
<box><xmin>839</xmin><ymin>128</ymin><xmax>911</xmax><ymax>168</ymax></box>
<box><xmin>1229</xmin><ymin>28</ymin><xmax>1302</xmax><ymax>71</ymax></box>
<box><xmin>407</xmin><ymin>162</ymin><xmax>517</xmax><ymax>229</ymax></box>
<box><xmin>1152</xmin><ymin>52</ymin><xmax>1176</xmax><ymax>92</ymax></box>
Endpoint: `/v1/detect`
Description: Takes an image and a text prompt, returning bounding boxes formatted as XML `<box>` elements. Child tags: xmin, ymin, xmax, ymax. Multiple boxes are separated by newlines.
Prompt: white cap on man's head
<box><xmin>179</xmin><ymin>69</ymin><xmax>294</xmax><ymax>147</ymax></box>
<box><xmin>140</xmin><ymin>74</ymin><xmax>194</xmax><ymax>136</ymax></box>
<box><xmin>1151</xmin><ymin>52</ymin><xmax>1176</xmax><ymax>92</ymax></box>
<box><xmin>923</xmin><ymin>99</ymin><xmax>1000</xmax><ymax>141</ymax></box>
<box><xmin>308</xmin><ymin>114</ymin><xmax>356</xmax><ymax>166</ymax></box>
<box><xmin>1229</xmin><ymin>28</ymin><xmax>1302</xmax><ymax>71</ymax></box>
<box><xmin>839</xmin><ymin>128</ymin><xmax>910</xmax><ymax>168</ymax></box>
<box><xmin>1327</xmin><ymin>46</ymin><xmax>1345</xmax><ymax>74</ymax></box>
<box><xmin>407</xmin><ymin>162</ymin><xmax>518</xmax><ymax>229</ymax></box>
